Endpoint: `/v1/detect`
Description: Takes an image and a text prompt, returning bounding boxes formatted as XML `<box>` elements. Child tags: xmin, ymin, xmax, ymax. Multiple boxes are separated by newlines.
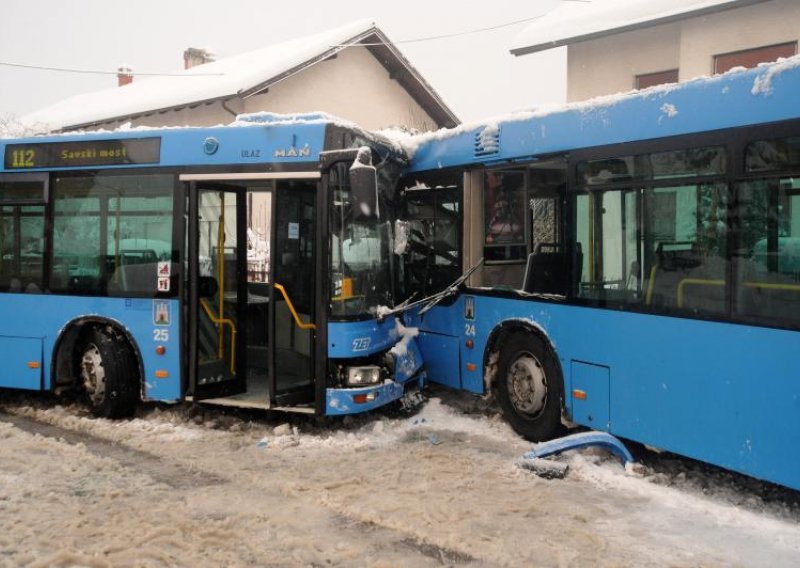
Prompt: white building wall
<box><xmin>566</xmin><ymin>0</ymin><xmax>800</xmax><ymax>102</ymax></box>
<box><xmin>567</xmin><ymin>23</ymin><xmax>680</xmax><ymax>101</ymax></box>
<box><xmin>679</xmin><ymin>0</ymin><xmax>800</xmax><ymax>79</ymax></box>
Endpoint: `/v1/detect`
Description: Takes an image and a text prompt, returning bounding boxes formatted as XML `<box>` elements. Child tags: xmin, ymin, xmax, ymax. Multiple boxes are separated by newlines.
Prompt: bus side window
<box><xmin>735</xmin><ymin>178</ymin><xmax>800</xmax><ymax>326</ymax></box>
<box><xmin>523</xmin><ymin>161</ymin><xmax>567</xmax><ymax>295</ymax></box>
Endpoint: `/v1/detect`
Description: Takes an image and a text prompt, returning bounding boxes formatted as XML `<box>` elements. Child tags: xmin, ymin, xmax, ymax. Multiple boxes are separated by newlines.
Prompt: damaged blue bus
<box><xmin>0</xmin><ymin>113</ymin><xmax>424</xmax><ymax>418</ymax></box>
<box><xmin>397</xmin><ymin>59</ymin><xmax>800</xmax><ymax>490</ymax></box>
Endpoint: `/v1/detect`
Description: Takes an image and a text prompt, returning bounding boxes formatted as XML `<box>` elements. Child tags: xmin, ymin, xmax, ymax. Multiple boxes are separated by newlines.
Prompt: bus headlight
<box><xmin>346</xmin><ymin>365</ymin><xmax>381</xmax><ymax>386</ymax></box>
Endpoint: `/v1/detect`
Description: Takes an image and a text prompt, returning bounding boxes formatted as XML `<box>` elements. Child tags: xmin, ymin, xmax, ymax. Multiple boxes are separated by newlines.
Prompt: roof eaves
<box><xmin>364</xmin><ymin>29</ymin><xmax>460</xmax><ymax>128</ymax></box>
<box><xmin>511</xmin><ymin>0</ymin><xmax>769</xmax><ymax>56</ymax></box>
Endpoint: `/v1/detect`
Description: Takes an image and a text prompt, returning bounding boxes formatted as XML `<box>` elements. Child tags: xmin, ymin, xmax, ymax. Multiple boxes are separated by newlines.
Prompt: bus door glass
<box><xmin>271</xmin><ymin>180</ymin><xmax>316</xmax><ymax>405</ymax></box>
<box><xmin>192</xmin><ymin>186</ymin><xmax>246</xmax><ymax>399</ymax></box>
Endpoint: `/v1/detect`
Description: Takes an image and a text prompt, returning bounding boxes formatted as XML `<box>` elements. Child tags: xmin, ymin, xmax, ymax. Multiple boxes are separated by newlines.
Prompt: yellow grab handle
<box><xmin>274</xmin><ymin>283</ymin><xmax>316</xmax><ymax>330</ymax></box>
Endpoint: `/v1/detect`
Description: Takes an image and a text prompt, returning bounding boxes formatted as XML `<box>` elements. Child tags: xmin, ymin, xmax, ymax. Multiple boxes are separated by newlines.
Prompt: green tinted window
<box><xmin>51</xmin><ymin>174</ymin><xmax>174</xmax><ymax>296</ymax></box>
<box><xmin>579</xmin><ymin>146</ymin><xmax>726</xmax><ymax>185</ymax></box>
<box><xmin>735</xmin><ymin>178</ymin><xmax>800</xmax><ymax>326</ymax></box>
<box><xmin>0</xmin><ymin>205</ymin><xmax>45</xmax><ymax>292</ymax></box>
<box><xmin>746</xmin><ymin>137</ymin><xmax>800</xmax><ymax>172</ymax></box>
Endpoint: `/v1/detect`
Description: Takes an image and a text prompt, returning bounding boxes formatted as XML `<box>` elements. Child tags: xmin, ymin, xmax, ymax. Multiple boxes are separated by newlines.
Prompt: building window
<box><xmin>714</xmin><ymin>42</ymin><xmax>797</xmax><ymax>74</ymax></box>
<box><xmin>636</xmin><ymin>69</ymin><xmax>679</xmax><ymax>90</ymax></box>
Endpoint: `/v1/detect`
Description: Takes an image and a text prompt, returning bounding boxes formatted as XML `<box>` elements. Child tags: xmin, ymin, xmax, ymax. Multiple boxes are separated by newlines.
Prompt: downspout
<box><xmin>221</xmin><ymin>98</ymin><xmax>239</xmax><ymax>119</ymax></box>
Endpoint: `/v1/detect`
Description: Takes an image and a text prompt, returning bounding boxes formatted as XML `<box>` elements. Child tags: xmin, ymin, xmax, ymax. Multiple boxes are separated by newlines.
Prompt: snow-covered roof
<box><xmin>22</xmin><ymin>20</ymin><xmax>458</xmax><ymax>131</ymax></box>
<box><xmin>511</xmin><ymin>0</ymin><xmax>769</xmax><ymax>56</ymax></box>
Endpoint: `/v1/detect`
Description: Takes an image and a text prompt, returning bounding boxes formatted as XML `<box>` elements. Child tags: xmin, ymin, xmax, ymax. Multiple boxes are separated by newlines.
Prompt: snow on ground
<box><xmin>1</xmin><ymin>390</ymin><xmax>799</xmax><ymax>566</ymax></box>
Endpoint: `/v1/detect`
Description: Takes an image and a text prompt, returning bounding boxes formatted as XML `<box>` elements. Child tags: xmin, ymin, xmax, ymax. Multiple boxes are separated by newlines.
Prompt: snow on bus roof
<box><xmin>19</xmin><ymin>20</ymin><xmax>378</xmax><ymax>132</ymax></box>
<box><xmin>511</xmin><ymin>0</ymin><xmax>766</xmax><ymax>55</ymax></box>
<box><xmin>383</xmin><ymin>54</ymin><xmax>800</xmax><ymax>158</ymax></box>
<box><xmin>1</xmin><ymin>111</ymin><xmax>360</xmax><ymax>141</ymax></box>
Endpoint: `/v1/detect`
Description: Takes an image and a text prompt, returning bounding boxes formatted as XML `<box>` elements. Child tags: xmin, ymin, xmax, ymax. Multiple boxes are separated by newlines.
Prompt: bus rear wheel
<box><xmin>78</xmin><ymin>327</ymin><xmax>139</xmax><ymax>419</ymax></box>
<box><xmin>495</xmin><ymin>332</ymin><xmax>563</xmax><ymax>442</ymax></box>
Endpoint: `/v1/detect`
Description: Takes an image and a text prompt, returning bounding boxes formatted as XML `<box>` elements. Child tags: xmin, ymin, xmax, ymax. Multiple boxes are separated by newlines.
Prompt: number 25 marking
<box><xmin>153</xmin><ymin>329</ymin><xmax>169</xmax><ymax>342</ymax></box>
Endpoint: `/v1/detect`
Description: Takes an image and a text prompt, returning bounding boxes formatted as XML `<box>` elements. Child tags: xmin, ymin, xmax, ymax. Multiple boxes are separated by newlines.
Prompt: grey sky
<box><xmin>0</xmin><ymin>0</ymin><xmax>566</xmax><ymax>123</ymax></box>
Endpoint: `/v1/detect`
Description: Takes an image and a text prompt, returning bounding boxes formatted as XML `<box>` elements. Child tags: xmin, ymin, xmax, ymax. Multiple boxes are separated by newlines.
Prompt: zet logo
<box><xmin>352</xmin><ymin>337</ymin><xmax>371</xmax><ymax>352</ymax></box>
<box><xmin>203</xmin><ymin>137</ymin><xmax>219</xmax><ymax>155</ymax></box>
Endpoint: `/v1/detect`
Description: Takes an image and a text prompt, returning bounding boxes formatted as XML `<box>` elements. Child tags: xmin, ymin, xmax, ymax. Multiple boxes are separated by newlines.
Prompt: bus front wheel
<box><xmin>496</xmin><ymin>332</ymin><xmax>563</xmax><ymax>442</ymax></box>
<box><xmin>78</xmin><ymin>327</ymin><xmax>139</xmax><ymax>419</ymax></box>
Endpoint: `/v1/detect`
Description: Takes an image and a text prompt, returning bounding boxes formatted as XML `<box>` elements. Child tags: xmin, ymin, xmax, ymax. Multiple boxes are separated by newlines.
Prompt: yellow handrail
<box><xmin>743</xmin><ymin>281</ymin><xmax>800</xmax><ymax>293</ymax></box>
<box><xmin>274</xmin><ymin>283</ymin><xmax>316</xmax><ymax>330</ymax></box>
<box><xmin>677</xmin><ymin>278</ymin><xmax>800</xmax><ymax>308</ymax></box>
<box><xmin>676</xmin><ymin>278</ymin><xmax>724</xmax><ymax>308</ymax></box>
<box><xmin>200</xmin><ymin>298</ymin><xmax>237</xmax><ymax>373</ymax></box>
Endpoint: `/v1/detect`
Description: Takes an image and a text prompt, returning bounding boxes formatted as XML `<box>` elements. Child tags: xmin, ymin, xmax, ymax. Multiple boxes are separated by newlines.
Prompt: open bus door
<box><xmin>185</xmin><ymin>176</ymin><xmax>319</xmax><ymax>409</ymax></box>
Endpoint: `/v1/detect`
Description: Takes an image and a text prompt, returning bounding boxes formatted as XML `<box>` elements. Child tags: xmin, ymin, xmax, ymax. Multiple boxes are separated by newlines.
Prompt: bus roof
<box><xmin>1</xmin><ymin>112</ymin><xmax>403</xmax><ymax>173</ymax></box>
<box><xmin>403</xmin><ymin>55</ymin><xmax>800</xmax><ymax>173</ymax></box>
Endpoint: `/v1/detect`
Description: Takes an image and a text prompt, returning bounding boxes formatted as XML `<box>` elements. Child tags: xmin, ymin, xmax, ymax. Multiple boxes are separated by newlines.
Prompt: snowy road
<box><xmin>0</xmin><ymin>392</ymin><xmax>798</xmax><ymax>567</ymax></box>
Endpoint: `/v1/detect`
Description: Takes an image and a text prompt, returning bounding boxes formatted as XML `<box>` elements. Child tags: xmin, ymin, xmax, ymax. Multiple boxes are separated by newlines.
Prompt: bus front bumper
<box><xmin>325</xmin><ymin>373</ymin><xmax>425</xmax><ymax>416</ymax></box>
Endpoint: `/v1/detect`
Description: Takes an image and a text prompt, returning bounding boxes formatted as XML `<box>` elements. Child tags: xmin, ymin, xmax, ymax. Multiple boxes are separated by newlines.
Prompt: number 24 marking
<box><xmin>464</xmin><ymin>324</ymin><xmax>476</xmax><ymax>337</ymax></box>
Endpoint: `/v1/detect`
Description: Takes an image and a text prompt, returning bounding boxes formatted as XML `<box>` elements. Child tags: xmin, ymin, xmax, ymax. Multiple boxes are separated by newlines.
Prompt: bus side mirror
<box><xmin>350</xmin><ymin>147</ymin><xmax>378</xmax><ymax>220</ymax></box>
<box><xmin>394</xmin><ymin>220</ymin><xmax>410</xmax><ymax>255</ymax></box>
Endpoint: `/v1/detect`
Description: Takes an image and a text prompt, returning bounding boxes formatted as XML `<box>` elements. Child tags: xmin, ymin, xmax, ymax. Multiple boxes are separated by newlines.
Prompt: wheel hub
<box><xmin>80</xmin><ymin>343</ymin><xmax>106</xmax><ymax>404</ymax></box>
<box><xmin>508</xmin><ymin>354</ymin><xmax>547</xmax><ymax>417</ymax></box>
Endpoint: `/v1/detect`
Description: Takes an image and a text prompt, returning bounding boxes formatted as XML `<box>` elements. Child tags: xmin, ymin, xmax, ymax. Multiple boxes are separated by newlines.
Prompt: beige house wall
<box><xmin>566</xmin><ymin>0</ymin><xmax>800</xmax><ymax>102</ymax></box>
<box><xmin>93</xmin><ymin>47</ymin><xmax>438</xmax><ymax>132</ymax></box>
<box><xmin>243</xmin><ymin>47</ymin><xmax>438</xmax><ymax>132</ymax></box>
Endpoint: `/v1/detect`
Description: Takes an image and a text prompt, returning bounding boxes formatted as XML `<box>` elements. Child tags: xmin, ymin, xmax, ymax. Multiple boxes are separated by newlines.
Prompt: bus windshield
<box><xmin>330</xmin><ymin>194</ymin><xmax>393</xmax><ymax>318</ymax></box>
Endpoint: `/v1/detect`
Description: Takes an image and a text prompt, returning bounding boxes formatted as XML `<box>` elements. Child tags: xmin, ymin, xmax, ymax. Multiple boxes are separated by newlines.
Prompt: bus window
<box><xmin>0</xmin><ymin>176</ymin><xmax>46</xmax><ymax>293</ymax></box>
<box><xmin>0</xmin><ymin>205</ymin><xmax>45</xmax><ymax>292</ymax></box>
<box><xmin>576</xmin><ymin>182</ymin><xmax>729</xmax><ymax>315</ymax></box>
<box><xmin>735</xmin><ymin>177</ymin><xmax>800</xmax><ymax>326</ymax></box>
<box><xmin>575</xmin><ymin>189</ymin><xmax>641</xmax><ymax>303</ymax></box>
<box><xmin>398</xmin><ymin>174</ymin><xmax>461</xmax><ymax>300</ymax></box>
<box><xmin>51</xmin><ymin>174</ymin><xmax>174</xmax><ymax>296</ymax></box>
<box><xmin>524</xmin><ymin>160</ymin><xmax>567</xmax><ymax>295</ymax></box>
<box><xmin>484</xmin><ymin>170</ymin><xmax>526</xmax><ymax>263</ymax></box>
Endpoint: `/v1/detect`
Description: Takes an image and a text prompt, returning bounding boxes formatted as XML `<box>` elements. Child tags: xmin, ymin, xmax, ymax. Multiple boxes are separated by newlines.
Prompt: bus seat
<box><xmin>522</xmin><ymin>243</ymin><xmax>566</xmax><ymax>294</ymax></box>
<box><xmin>645</xmin><ymin>243</ymin><xmax>700</xmax><ymax>308</ymax></box>
<box><xmin>24</xmin><ymin>282</ymin><xmax>41</xmax><ymax>294</ymax></box>
<box><xmin>109</xmin><ymin>263</ymin><xmax>158</xmax><ymax>294</ymax></box>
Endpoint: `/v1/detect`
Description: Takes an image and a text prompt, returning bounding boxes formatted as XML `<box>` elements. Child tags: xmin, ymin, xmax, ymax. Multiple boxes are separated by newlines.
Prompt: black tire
<box><xmin>77</xmin><ymin>327</ymin><xmax>139</xmax><ymax>418</ymax></box>
<box><xmin>495</xmin><ymin>332</ymin><xmax>563</xmax><ymax>442</ymax></box>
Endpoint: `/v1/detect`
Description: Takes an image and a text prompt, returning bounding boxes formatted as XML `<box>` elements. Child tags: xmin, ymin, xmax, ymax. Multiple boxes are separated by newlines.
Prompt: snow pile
<box><xmin>751</xmin><ymin>55</ymin><xmax>800</xmax><ymax>96</ymax></box>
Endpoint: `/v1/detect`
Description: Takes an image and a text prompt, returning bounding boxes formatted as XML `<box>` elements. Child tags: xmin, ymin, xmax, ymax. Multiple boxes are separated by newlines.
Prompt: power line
<box><xmin>0</xmin><ymin>2</ymin><xmax>590</xmax><ymax>76</ymax></box>
<box><xmin>336</xmin><ymin>1</ymin><xmax>593</xmax><ymax>46</ymax></box>
<box><xmin>0</xmin><ymin>60</ymin><xmax>223</xmax><ymax>77</ymax></box>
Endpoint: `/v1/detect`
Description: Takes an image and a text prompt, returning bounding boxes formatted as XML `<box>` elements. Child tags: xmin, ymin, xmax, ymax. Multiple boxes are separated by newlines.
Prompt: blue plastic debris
<box><xmin>427</xmin><ymin>434</ymin><xmax>441</xmax><ymax>446</ymax></box>
<box><xmin>257</xmin><ymin>437</ymin><xmax>269</xmax><ymax>449</ymax></box>
<box><xmin>523</xmin><ymin>431</ymin><xmax>634</xmax><ymax>465</ymax></box>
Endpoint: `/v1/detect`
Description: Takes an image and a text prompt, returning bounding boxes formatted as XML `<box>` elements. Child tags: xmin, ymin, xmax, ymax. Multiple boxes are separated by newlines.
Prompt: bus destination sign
<box><xmin>4</xmin><ymin>138</ymin><xmax>161</xmax><ymax>170</ymax></box>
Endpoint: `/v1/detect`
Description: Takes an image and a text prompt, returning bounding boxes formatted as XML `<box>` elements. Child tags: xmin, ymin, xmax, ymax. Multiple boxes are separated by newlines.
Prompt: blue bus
<box><xmin>397</xmin><ymin>59</ymin><xmax>800</xmax><ymax>490</ymax></box>
<box><xmin>0</xmin><ymin>113</ymin><xmax>424</xmax><ymax>418</ymax></box>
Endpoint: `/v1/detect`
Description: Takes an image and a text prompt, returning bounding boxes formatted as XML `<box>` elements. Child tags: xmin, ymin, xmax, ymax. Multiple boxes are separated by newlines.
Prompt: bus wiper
<box><xmin>378</xmin><ymin>259</ymin><xmax>483</xmax><ymax>320</ymax></box>
<box><xmin>419</xmin><ymin>258</ymin><xmax>484</xmax><ymax>316</ymax></box>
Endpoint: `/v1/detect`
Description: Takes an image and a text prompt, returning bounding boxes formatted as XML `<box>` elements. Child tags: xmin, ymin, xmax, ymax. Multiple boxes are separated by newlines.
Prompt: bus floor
<box><xmin>198</xmin><ymin>367</ymin><xmax>314</xmax><ymax>412</ymax></box>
